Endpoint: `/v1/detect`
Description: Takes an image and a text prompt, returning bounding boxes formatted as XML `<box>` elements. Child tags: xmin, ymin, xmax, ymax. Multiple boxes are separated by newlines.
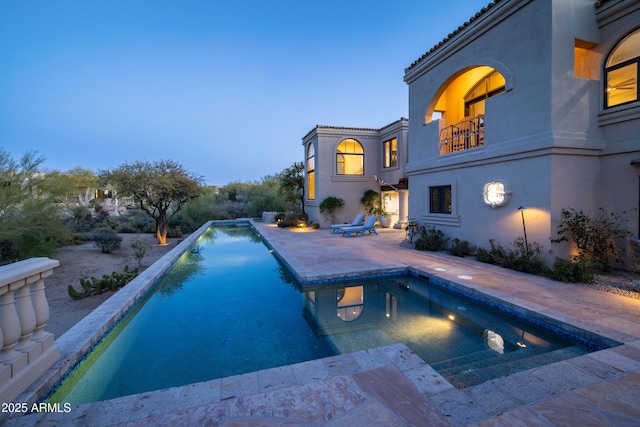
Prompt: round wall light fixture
<box><xmin>483</xmin><ymin>181</ymin><xmax>510</xmax><ymax>208</ymax></box>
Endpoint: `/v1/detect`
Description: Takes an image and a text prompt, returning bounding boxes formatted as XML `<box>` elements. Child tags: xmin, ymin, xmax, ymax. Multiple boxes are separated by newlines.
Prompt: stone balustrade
<box><xmin>0</xmin><ymin>258</ymin><xmax>60</xmax><ymax>403</ymax></box>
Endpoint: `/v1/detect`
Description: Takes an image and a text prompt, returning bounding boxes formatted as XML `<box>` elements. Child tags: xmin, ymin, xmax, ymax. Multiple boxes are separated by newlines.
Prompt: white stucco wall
<box><xmin>404</xmin><ymin>0</ymin><xmax>640</xmax><ymax>265</ymax></box>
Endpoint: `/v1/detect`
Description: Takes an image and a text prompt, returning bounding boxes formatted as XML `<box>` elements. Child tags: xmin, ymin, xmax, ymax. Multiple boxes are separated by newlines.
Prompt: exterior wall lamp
<box><xmin>483</xmin><ymin>181</ymin><xmax>510</xmax><ymax>208</ymax></box>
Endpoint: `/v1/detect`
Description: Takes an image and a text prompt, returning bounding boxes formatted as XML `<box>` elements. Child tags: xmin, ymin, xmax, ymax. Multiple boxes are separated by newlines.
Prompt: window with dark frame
<box><xmin>429</xmin><ymin>185</ymin><xmax>452</xmax><ymax>214</ymax></box>
<box><xmin>383</xmin><ymin>138</ymin><xmax>397</xmax><ymax>168</ymax></box>
<box><xmin>605</xmin><ymin>28</ymin><xmax>640</xmax><ymax>108</ymax></box>
<box><xmin>336</xmin><ymin>139</ymin><xmax>364</xmax><ymax>175</ymax></box>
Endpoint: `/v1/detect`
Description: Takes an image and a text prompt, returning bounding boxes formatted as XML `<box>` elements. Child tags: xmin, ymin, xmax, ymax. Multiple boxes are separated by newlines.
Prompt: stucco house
<box><xmin>302</xmin><ymin>0</ymin><xmax>639</xmax><ymax>267</ymax></box>
<box><xmin>302</xmin><ymin>118</ymin><xmax>409</xmax><ymax>228</ymax></box>
<box><xmin>403</xmin><ymin>0</ymin><xmax>640</xmax><ymax>264</ymax></box>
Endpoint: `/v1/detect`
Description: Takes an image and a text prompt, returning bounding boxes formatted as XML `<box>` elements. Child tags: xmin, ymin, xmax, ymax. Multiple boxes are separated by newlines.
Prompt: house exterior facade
<box><xmin>403</xmin><ymin>0</ymin><xmax>640</xmax><ymax>264</ymax></box>
<box><xmin>302</xmin><ymin>118</ymin><xmax>409</xmax><ymax>228</ymax></box>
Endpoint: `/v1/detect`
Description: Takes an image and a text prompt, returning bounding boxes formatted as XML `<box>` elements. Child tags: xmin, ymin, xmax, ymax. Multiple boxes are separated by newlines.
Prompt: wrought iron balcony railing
<box><xmin>439</xmin><ymin>116</ymin><xmax>484</xmax><ymax>155</ymax></box>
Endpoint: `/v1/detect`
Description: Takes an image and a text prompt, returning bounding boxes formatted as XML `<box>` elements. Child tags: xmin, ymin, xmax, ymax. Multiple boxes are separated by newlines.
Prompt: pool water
<box><xmin>48</xmin><ymin>225</ymin><xmax>603</xmax><ymax>406</ymax></box>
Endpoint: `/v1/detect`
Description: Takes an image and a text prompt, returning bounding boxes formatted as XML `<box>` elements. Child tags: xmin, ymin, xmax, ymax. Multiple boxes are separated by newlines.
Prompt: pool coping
<box><xmin>11</xmin><ymin>220</ymin><xmax>217</xmax><ymax>409</ymax></box>
<box><xmin>6</xmin><ymin>219</ymin><xmax>639</xmax><ymax>424</ymax></box>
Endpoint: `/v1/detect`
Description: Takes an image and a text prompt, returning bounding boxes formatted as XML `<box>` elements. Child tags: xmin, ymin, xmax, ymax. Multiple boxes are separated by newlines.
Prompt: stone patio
<box><xmin>4</xmin><ymin>222</ymin><xmax>640</xmax><ymax>426</ymax></box>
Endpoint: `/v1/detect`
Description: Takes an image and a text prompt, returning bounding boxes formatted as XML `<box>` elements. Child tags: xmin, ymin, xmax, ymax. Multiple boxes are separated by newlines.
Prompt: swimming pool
<box><xmin>47</xmin><ymin>224</ymin><xmax>610</xmax><ymax>406</ymax></box>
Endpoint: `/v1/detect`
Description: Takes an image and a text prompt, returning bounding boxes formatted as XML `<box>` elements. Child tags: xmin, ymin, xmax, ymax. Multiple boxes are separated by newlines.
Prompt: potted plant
<box><xmin>375</xmin><ymin>207</ymin><xmax>392</xmax><ymax>228</ymax></box>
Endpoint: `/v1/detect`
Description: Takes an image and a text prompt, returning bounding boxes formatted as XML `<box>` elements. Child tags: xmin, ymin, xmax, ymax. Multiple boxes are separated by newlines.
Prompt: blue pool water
<box><xmin>48</xmin><ymin>224</ymin><xmax>607</xmax><ymax>406</ymax></box>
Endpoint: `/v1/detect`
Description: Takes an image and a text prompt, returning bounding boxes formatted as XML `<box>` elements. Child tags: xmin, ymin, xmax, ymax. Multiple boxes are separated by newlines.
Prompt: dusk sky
<box><xmin>1</xmin><ymin>1</ymin><xmax>490</xmax><ymax>185</ymax></box>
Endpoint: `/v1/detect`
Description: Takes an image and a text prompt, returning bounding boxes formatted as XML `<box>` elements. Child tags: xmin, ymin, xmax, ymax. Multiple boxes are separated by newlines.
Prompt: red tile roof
<box><xmin>405</xmin><ymin>0</ymin><xmax>501</xmax><ymax>73</ymax></box>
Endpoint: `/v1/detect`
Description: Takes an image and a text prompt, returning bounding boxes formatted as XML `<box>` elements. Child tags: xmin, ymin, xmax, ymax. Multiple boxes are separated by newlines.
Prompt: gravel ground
<box><xmin>582</xmin><ymin>270</ymin><xmax>640</xmax><ymax>299</ymax></box>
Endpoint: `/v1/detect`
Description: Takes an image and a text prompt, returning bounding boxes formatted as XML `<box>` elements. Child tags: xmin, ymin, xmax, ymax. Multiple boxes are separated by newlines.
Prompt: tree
<box><xmin>104</xmin><ymin>160</ymin><xmax>203</xmax><ymax>245</ymax></box>
<box><xmin>278</xmin><ymin>161</ymin><xmax>305</xmax><ymax>214</ymax></box>
<box><xmin>40</xmin><ymin>167</ymin><xmax>98</xmax><ymax>205</ymax></box>
<box><xmin>0</xmin><ymin>149</ymin><xmax>71</xmax><ymax>263</ymax></box>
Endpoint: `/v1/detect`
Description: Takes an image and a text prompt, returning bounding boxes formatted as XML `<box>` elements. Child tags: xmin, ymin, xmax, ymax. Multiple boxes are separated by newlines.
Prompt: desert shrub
<box><xmin>550</xmin><ymin>255</ymin><xmax>595</xmax><ymax>284</ymax></box>
<box><xmin>170</xmin><ymin>188</ymin><xmax>218</xmax><ymax>233</ymax></box>
<box><xmin>551</xmin><ymin>207</ymin><xmax>632</xmax><ymax>273</ymax></box>
<box><xmin>508</xmin><ymin>237</ymin><xmax>548</xmax><ymax>275</ymax></box>
<box><xmin>67</xmin><ymin>205</ymin><xmax>94</xmax><ymax>233</ymax></box>
<box><xmin>475</xmin><ymin>238</ymin><xmax>548</xmax><ymax>275</ymax></box>
<box><xmin>167</xmin><ymin>226</ymin><xmax>183</xmax><ymax>238</ymax></box>
<box><xmin>414</xmin><ymin>225</ymin><xmax>449</xmax><ymax>252</ymax></box>
<box><xmin>449</xmin><ymin>238</ymin><xmax>476</xmax><ymax>257</ymax></box>
<box><xmin>116</xmin><ymin>210</ymin><xmax>155</xmax><ymax>233</ymax></box>
<box><xmin>131</xmin><ymin>237</ymin><xmax>152</xmax><ymax>267</ymax></box>
<box><xmin>277</xmin><ymin>211</ymin><xmax>308</xmax><ymax>228</ymax></box>
<box><xmin>92</xmin><ymin>233</ymin><xmax>122</xmax><ymax>253</ymax></box>
<box><xmin>68</xmin><ymin>265</ymin><xmax>139</xmax><ymax>299</ymax></box>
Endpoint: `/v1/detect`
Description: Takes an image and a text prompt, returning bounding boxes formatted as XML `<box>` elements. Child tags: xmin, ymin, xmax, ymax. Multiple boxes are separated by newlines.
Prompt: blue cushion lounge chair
<box><xmin>330</xmin><ymin>213</ymin><xmax>365</xmax><ymax>233</ymax></box>
<box><xmin>340</xmin><ymin>216</ymin><xmax>378</xmax><ymax>237</ymax></box>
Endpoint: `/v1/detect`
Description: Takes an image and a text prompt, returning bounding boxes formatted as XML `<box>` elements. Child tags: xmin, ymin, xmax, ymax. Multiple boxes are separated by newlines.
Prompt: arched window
<box><xmin>464</xmin><ymin>70</ymin><xmax>506</xmax><ymax>117</ymax></box>
<box><xmin>336</xmin><ymin>139</ymin><xmax>364</xmax><ymax>175</ymax></box>
<box><xmin>605</xmin><ymin>28</ymin><xmax>640</xmax><ymax>108</ymax></box>
<box><xmin>306</xmin><ymin>144</ymin><xmax>315</xmax><ymax>200</ymax></box>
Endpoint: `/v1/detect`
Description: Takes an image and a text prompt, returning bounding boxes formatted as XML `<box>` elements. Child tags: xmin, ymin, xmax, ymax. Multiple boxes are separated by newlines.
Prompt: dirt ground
<box><xmin>44</xmin><ymin>233</ymin><xmax>185</xmax><ymax>339</ymax></box>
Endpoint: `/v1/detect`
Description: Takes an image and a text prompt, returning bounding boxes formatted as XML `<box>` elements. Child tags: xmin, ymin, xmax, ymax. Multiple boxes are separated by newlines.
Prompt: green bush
<box><xmin>116</xmin><ymin>211</ymin><xmax>154</xmax><ymax>233</ymax></box>
<box><xmin>131</xmin><ymin>237</ymin><xmax>152</xmax><ymax>267</ymax></box>
<box><xmin>277</xmin><ymin>211</ymin><xmax>308</xmax><ymax>228</ymax></box>
<box><xmin>551</xmin><ymin>207</ymin><xmax>632</xmax><ymax>273</ymax></box>
<box><xmin>319</xmin><ymin>196</ymin><xmax>345</xmax><ymax>222</ymax></box>
<box><xmin>92</xmin><ymin>233</ymin><xmax>123</xmax><ymax>253</ymax></box>
<box><xmin>550</xmin><ymin>255</ymin><xmax>595</xmax><ymax>284</ymax></box>
<box><xmin>475</xmin><ymin>238</ymin><xmax>548</xmax><ymax>275</ymax></box>
<box><xmin>449</xmin><ymin>238</ymin><xmax>475</xmax><ymax>257</ymax></box>
<box><xmin>414</xmin><ymin>225</ymin><xmax>449</xmax><ymax>252</ymax></box>
<box><xmin>360</xmin><ymin>190</ymin><xmax>380</xmax><ymax>215</ymax></box>
<box><xmin>68</xmin><ymin>265</ymin><xmax>139</xmax><ymax>299</ymax></box>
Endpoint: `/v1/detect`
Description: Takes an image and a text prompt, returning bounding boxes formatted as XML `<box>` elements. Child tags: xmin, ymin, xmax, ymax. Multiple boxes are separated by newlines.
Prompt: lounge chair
<box><xmin>330</xmin><ymin>214</ymin><xmax>365</xmax><ymax>233</ymax></box>
<box><xmin>340</xmin><ymin>216</ymin><xmax>378</xmax><ymax>237</ymax></box>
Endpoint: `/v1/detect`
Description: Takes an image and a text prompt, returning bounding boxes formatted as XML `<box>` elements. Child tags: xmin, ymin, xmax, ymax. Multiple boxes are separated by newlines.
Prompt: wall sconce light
<box><xmin>483</xmin><ymin>181</ymin><xmax>510</xmax><ymax>208</ymax></box>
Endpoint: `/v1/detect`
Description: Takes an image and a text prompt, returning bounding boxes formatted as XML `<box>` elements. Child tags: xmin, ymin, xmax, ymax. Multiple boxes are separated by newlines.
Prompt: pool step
<box><xmin>434</xmin><ymin>345</ymin><xmax>588</xmax><ymax>388</ymax></box>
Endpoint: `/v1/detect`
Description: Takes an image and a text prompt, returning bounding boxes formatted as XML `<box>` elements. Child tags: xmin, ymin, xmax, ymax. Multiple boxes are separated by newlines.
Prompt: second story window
<box><xmin>605</xmin><ymin>28</ymin><xmax>640</xmax><ymax>108</ymax></box>
<box><xmin>383</xmin><ymin>138</ymin><xmax>397</xmax><ymax>168</ymax></box>
<box><xmin>336</xmin><ymin>139</ymin><xmax>364</xmax><ymax>175</ymax></box>
<box><xmin>306</xmin><ymin>144</ymin><xmax>315</xmax><ymax>200</ymax></box>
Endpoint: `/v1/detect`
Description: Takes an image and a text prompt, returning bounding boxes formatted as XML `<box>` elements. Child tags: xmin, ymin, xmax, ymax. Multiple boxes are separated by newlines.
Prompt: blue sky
<box><xmin>0</xmin><ymin>1</ymin><xmax>490</xmax><ymax>185</ymax></box>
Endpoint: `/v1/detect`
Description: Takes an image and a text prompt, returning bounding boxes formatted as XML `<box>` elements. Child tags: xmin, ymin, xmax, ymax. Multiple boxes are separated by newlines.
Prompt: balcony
<box><xmin>439</xmin><ymin>116</ymin><xmax>484</xmax><ymax>155</ymax></box>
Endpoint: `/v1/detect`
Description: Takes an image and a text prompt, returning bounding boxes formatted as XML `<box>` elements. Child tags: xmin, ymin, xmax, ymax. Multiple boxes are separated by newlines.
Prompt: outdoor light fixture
<box><xmin>483</xmin><ymin>181</ymin><xmax>509</xmax><ymax>207</ymax></box>
<box><xmin>519</xmin><ymin>206</ymin><xmax>530</xmax><ymax>258</ymax></box>
<box><xmin>373</xmin><ymin>175</ymin><xmax>399</xmax><ymax>191</ymax></box>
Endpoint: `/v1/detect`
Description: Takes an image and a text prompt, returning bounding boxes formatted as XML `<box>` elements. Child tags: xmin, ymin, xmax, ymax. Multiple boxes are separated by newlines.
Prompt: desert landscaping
<box><xmin>44</xmin><ymin>233</ymin><xmax>187</xmax><ymax>339</ymax></box>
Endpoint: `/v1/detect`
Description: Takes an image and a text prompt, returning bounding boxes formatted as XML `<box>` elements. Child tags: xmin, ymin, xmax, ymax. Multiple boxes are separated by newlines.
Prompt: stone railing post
<box><xmin>0</xmin><ymin>258</ymin><xmax>60</xmax><ymax>404</ymax></box>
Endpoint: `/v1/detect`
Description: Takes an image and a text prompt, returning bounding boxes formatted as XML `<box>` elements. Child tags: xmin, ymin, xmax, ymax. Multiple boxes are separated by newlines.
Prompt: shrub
<box><xmin>319</xmin><ymin>196</ymin><xmax>345</xmax><ymax>222</ymax></box>
<box><xmin>414</xmin><ymin>225</ymin><xmax>449</xmax><ymax>252</ymax></box>
<box><xmin>449</xmin><ymin>238</ymin><xmax>475</xmax><ymax>257</ymax></box>
<box><xmin>277</xmin><ymin>211</ymin><xmax>308</xmax><ymax>228</ymax></box>
<box><xmin>475</xmin><ymin>238</ymin><xmax>548</xmax><ymax>275</ymax></box>
<box><xmin>360</xmin><ymin>190</ymin><xmax>380</xmax><ymax>216</ymax></box>
<box><xmin>131</xmin><ymin>237</ymin><xmax>152</xmax><ymax>267</ymax></box>
<box><xmin>550</xmin><ymin>255</ymin><xmax>595</xmax><ymax>284</ymax></box>
<box><xmin>92</xmin><ymin>233</ymin><xmax>122</xmax><ymax>253</ymax></box>
<box><xmin>68</xmin><ymin>265</ymin><xmax>139</xmax><ymax>299</ymax></box>
<box><xmin>551</xmin><ymin>207</ymin><xmax>632</xmax><ymax>273</ymax></box>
